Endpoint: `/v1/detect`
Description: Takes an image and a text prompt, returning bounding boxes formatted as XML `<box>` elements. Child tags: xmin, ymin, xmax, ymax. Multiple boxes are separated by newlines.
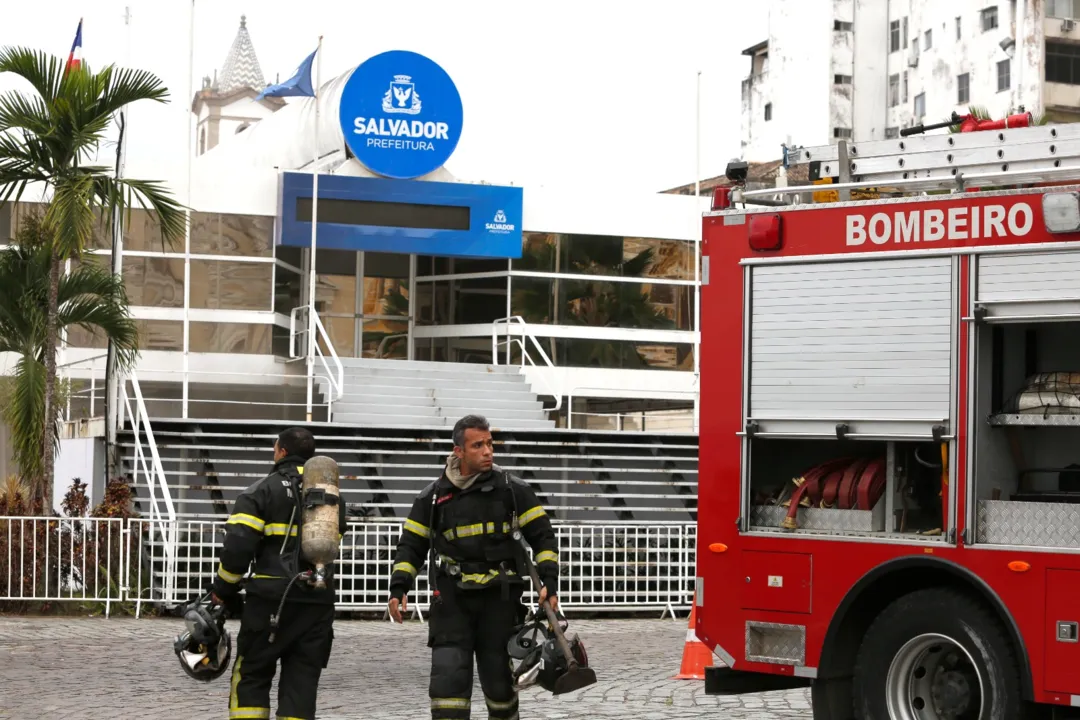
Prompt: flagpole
<box><xmin>305</xmin><ymin>35</ymin><xmax>323</xmax><ymax>423</ymax></box>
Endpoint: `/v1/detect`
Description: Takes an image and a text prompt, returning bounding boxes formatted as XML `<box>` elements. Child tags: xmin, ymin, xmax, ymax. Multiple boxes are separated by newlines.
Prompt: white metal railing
<box><xmin>567</xmin><ymin>386</ymin><xmax>699</xmax><ymax>432</ymax></box>
<box><xmin>126</xmin><ymin>518</ymin><xmax>696</xmax><ymax>616</ymax></box>
<box><xmin>290</xmin><ymin>306</ymin><xmax>345</xmax><ymax>413</ymax></box>
<box><xmin>492</xmin><ymin>316</ymin><xmax>563</xmax><ymax>412</ymax></box>
<box><xmin>0</xmin><ymin>516</ymin><xmax>696</xmax><ymax>617</ymax></box>
<box><xmin>0</xmin><ymin>516</ymin><xmax>128</xmax><ymax>617</ymax></box>
<box><xmin>119</xmin><ymin>371</ymin><xmax>177</xmax><ymax>598</ymax></box>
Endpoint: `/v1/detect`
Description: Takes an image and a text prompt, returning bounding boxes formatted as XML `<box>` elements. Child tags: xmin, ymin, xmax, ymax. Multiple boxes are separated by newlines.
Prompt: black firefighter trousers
<box><xmin>427</xmin><ymin>581</ymin><xmax>524</xmax><ymax>720</ymax></box>
<box><xmin>229</xmin><ymin>594</ymin><xmax>335</xmax><ymax>720</ymax></box>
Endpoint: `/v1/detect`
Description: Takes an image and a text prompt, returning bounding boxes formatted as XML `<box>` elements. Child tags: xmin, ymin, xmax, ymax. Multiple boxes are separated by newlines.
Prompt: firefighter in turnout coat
<box><xmin>211</xmin><ymin>427</ymin><xmax>347</xmax><ymax>720</ymax></box>
<box><xmin>388</xmin><ymin>414</ymin><xmax>560</xmax><ymax>720</ymax></box>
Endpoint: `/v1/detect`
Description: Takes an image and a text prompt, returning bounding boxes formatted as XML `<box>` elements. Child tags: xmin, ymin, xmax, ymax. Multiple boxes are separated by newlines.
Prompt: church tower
<box><xmin>191</xmin><ymin>15</ymin><xmax>286</xmax><ymax>156</ymax></box>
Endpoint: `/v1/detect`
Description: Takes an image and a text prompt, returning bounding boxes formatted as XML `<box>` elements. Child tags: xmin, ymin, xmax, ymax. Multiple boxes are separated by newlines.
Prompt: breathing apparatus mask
<box><xmin>506</xmin><ymin>611</ymin><xmax>590</xmax><ymax>693</ymax></box>
<box><xmin>173</xmin><ymin>592</ymin><xmax>232</xmax><ymax>682</ymax></box>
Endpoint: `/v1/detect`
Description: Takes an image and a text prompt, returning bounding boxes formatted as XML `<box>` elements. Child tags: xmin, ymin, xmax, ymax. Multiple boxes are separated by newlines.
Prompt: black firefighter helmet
<box><xmin>173</xmin><ymin>593</ymin><xmax>232</xmax><ymax>681</ymax></box>
<box><xmin>507</xmin><ymin>614</ymin><xmax>590</xmax><ymax>694</ymax></box>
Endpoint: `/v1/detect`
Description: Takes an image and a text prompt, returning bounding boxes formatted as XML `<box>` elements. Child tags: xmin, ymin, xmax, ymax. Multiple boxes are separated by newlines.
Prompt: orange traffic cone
<box><xmin>673</xmin><ymin>594</ymin><xmax>715</xmax><ymax>680</ymax></box>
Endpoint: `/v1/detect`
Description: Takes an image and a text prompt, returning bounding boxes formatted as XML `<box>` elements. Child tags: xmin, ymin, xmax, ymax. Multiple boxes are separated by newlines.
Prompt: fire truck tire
<box><xmin>851</xmin><ymin>587</ymin><xmax>1032</xmax><ymax>720</ymax></box>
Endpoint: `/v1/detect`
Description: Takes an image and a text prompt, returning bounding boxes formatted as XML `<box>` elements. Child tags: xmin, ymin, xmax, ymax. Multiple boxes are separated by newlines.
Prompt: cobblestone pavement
<box><xmin>0</xmin><ymin>615</ymin><xmax>812</xmax><ymax>719</ymax></box>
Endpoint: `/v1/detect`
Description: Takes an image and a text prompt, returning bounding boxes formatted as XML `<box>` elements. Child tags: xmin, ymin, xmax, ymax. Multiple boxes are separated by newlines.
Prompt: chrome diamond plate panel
<box><xmin>746</xmin><ymin>621</ymin><xmax>806</xmax><ymax>665</ymax></box>
<box><xmin>976</xmin><ymin>500</ymin><xmax>1080</xmax><ymax>547</ymax></box>
<box><xmin>750</xmin><ymin>504</ymin><xmax>885</xmax><ymax>533</ymax></box>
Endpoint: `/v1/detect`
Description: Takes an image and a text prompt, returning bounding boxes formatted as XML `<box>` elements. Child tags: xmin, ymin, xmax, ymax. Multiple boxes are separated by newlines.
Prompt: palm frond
<box><xmin>96</xmin><ymin>176</ymin><xmax>187</xmax><ymax>251</ymax></box>
<box><xmin>45</xmin><ymin>172</ymin><xmax>96</xmax><ymax>257</ymax></box>
<box><xmin>97</xmin><ymin>65</ymin><xmax>170</xmax><ymax>116</ymax></box>
<box><xmin>2</xmin><ymin>354</ymin><xmax>47</xmax><ymax>486</ymax></box>
<box><xmin>57</xmin><ymin>262</ymin><xmax>139</xmax><ymax>372</ymax></box>
<box><xmin>0</xmin><ymin>89</ymin><xmax>52</xmax><ymax>136</ymax></box>
<box><xmin>0</xmin><ymin>47</ymin><xmax>63</xmax><ymax>104</ymax></box>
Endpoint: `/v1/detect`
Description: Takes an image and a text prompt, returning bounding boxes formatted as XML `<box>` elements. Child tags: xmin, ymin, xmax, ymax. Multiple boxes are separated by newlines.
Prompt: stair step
<box><xmin>333</xmin><ymin>398</ymin><xmax>543</xmax><ymax>416</ymax></box>
<box><xmin>343</xmin><ymin>373</ymin><xmax>527</xmax><ymax>390</ymax></box>
<box><xmin>339</xmin><ymin>359</ymin><xmax>520</xmax><ymax>375</ymax></box>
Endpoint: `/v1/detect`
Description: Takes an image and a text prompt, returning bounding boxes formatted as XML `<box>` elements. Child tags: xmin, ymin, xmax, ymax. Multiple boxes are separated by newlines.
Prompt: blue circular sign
<box><xmin>339</xmin><ymin>50</ymin><xmax>463</xmax><ymax>180</ymax></box>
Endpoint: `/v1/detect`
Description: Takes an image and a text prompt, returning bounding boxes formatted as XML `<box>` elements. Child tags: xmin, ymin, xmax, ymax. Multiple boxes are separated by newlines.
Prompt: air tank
<box><xmin>300</xmin><ymin>455</ymin><xmax>342</xmax><ymax>590</ymax></box>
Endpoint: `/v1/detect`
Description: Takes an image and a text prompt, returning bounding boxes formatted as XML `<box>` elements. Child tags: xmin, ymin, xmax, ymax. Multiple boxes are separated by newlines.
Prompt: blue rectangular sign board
<box><xmin>276</xmin><ymin>172</ymin><xmax>523</xmax><ymax>259</ymax></box>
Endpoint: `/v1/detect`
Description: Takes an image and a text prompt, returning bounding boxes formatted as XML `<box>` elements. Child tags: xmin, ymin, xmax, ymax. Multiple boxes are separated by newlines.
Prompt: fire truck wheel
<box><xmin>852</xmin><ymin>587</ymin><xmax>1030</xmax><ymax>720</ymax></box>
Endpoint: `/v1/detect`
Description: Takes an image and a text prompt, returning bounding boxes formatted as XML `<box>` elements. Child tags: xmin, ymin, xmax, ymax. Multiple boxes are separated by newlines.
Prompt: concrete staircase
<box><xmin>329</xmin><ymin>358</ymin><xmax>555</xmax><ymax>429</ymax></box>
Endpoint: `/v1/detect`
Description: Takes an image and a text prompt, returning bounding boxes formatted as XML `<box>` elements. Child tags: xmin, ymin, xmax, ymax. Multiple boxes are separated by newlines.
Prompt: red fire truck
<box><xmin>696</xmin><ymin>113</ymin><xmax>1080</xmax><ymax>719</ymax></box>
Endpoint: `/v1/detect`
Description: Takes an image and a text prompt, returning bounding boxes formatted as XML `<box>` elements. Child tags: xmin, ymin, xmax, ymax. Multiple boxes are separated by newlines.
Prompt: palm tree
<box><xmin>0</xmin><ymin>209</ymin><xmax>139</xmax><ymax>505</ymax></box>
<box><xmin>0</xmin><ymin>47</ymin><xmax>185</xmax><ymax>507</ymax></box>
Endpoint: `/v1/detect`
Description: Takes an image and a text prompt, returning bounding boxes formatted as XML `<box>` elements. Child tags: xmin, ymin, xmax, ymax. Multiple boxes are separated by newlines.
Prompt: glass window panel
<box><xmin>514</xmin><ymin>233</ymin><xmax>558</xmax><ymax>272</ymax></box>
<box><xmin>551</xmin><ymin>338</ymin><xmax>694</xmax><ymax>371</ymax></box>
<box><xmin>321</xmin><ymin>316</ymin><xmax>357</xmax><ymax>358</ymax></box>
<box><xmin>191</xmin><ymin>212</ymin><xmax>273</xmax><ymax>257</ymax></box>
<box><xmin>276</xmin><ymin>245</ymin><xmax>303</xmax><ymax>269</ymax></box>
<box><xmin>453</xmin><ymin>278</ymin><xmax>505</xmax><ymax>324</ymax></box>
<box><xmin>189</xmin><ymin>322</ymin><xmax>270</xmax><ymax>354</ymax></box>
<box><xmin>362</xmin><ymin>319</ymin><xmax>409</xmax><ymax>359</ymax></box>
<box><xmin>511</xmin><ymin>277</ymin><xmax>694</xmax><ymax>330</ymax></box>
<box><xmin>122</xmin><ymin>256</ymin><xmax>185</xmax><ymax>307</ymax></box>
<box><xmin>514</xmin><ymin>233</ymin><xmax>695</xmax><ymax>280</ymax></box>
<box><xmin>190</xmin><ymin>260</ymin><xmax>272</xmax><ymax>311</ymax></box>
<box><xmin>363</xmin><ymin>253</ymin><xmax>410</xmax><ymax>317</ymax></box>
<box><xmin>274</xmin><ymin>266</ymin><xmax>302</xmax><ymax>315</ymax></box>
<box><xmin>122</xmin><ymin>208</ymin><xmax>173</xmax><ymax>252</ymax></box>
<box><xmin>65</xmin><ymin>326</ymin><xmax>108</xmax><ymax>349</ymax></box>
<box><xmin>136</xmin><ymin>320</ymin><xmax>184</xmax><ymax>351</ymax></box>
<box><xmin>315</xmin><ymin>273</ymin><xmax>357</xmax><ymax>316</ymax></box>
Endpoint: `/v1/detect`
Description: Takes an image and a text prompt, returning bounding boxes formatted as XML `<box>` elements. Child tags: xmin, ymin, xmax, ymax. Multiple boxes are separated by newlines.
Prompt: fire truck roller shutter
<box><xmin>748</xmin><ymin>256</ymin><xmax>953</xmax><ymax>440</ymax></box>
<box><xmin>977</xmin><ymin>249</ymin><xmax>1080</xmax><ymax>323</ymax></box>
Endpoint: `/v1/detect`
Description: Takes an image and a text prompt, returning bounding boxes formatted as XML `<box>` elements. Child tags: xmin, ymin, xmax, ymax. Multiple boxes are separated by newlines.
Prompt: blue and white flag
<box><xmin>256</xmin><ymin>46</ymin><xmax>318</xmax><ymax>100</ymax></box>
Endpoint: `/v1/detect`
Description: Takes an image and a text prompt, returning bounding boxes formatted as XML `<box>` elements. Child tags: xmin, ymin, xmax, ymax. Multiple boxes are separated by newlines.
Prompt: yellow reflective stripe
<box><xmin>251</xmin><ymin>574</ymin><xmax>283</xmax><ymax>579</ymax></box>
<box><xmin>229</xmin><ymin>711</ymin><xmax>269</xmax><ymax>719</ymax></box>
<box><xmin>217</xmin><ymin>564</ymin><xmax>243</xmax><ymax>584</ymax></box>
<box><xmin>393</xmin><ymin>561</ymin><xmax>418</xmax><ymax>576</ymax></box>
<box><xmin>519</xmin><ymin>505</ymin><xmax>546</xmax><ymax>527</ymax></box>
<box><xmin>443</xmin><ymin>528</ymin><xmax>455</xmax><ymax>541</ymax></box>
<box><xmin>431</xmin><ymin>698</ymin><xmax>471</xmax><ymax>710</ymax></box>
<box><xmin>297</xmin><ymin>466</ymin><xmax>303</xmax><ymax>474</ymax></box>
<box><xmin>455</xmin><ymin>523</ymin><xmax>485</xmax><ymax>538</ymax></box>
<box><xmin>405</xmin><ymin>519</ymin><xmax>430</xmax><ymax>538</ymax></box>
<box><xmin>460</xmin><ymin>568</ymin><xmax>515</xmax><ymax>585</ymax></box>
<box><xmin>485</xmin><ymin>695</ymin><xmax>518</xmax><ymax>710</ymax></box>
<box><xmin>276</xmin><ymin>717</ymin><xmax>306</xmax><ymax>720</ymax></box>
<box><xmin>230</xmin><ymin>656</ymin><xmax>243</xmax><ymax>709</ymax></box>
<box><xmin>536</xmin><ymin>550</ymin><xmax>558</xmax><ymax>564</ymax></box>
<box><xmin>263</xmin><ymin>523</ymin><xmax>297</xmax><ymax>537</ymax></box>
<box><xmin>227</xmin><ymin>513</ymin><xmax>265</xmax><ymax>532</ymax></box>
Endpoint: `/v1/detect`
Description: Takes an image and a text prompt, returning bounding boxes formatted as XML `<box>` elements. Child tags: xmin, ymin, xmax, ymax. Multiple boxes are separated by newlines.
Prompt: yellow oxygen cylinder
<box><xmin>300</xmin><ymin>455</ymin><xmax>341</xmax><ymax>590</ymax></box>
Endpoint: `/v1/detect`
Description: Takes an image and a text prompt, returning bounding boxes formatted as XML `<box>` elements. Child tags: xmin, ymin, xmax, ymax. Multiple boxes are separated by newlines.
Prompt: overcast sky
<box><xmin>1</xmin><ymin>1</ymin><xmax>770</xmax><ymax>200</ymax></box>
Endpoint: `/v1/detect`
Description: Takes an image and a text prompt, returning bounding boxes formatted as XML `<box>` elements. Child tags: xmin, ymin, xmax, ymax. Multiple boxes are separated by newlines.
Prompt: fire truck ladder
<box><xmin>742</xmin><ymin>122</ymin><xmax>1080</xmax><ymax>202</ymax></box>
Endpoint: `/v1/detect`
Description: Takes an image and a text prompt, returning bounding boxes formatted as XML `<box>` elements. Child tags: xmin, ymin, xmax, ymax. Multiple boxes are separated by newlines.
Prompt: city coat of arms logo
<box><xmin>383</xmin><ymin>74</ymin><xmax>422</xmax><ymax>115</ymax></box>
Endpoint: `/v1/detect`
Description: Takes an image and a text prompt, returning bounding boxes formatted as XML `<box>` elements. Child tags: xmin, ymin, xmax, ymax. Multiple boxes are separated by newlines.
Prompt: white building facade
<box><xmin>741</xmin><ymin>0</ymin><xmax>1080</xmax><ymax>163</ymax></box>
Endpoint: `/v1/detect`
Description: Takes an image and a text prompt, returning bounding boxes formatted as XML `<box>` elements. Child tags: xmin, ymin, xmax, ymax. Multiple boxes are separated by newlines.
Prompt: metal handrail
<box><xmin>289</xmin><ymin>306</ymin><xmax>344</xmax><ymax>404</ymax></box>
<box><xmin>567</xmin><ymin>385</ymin><xmax>698</xmax><ymax>432</ymax></box>
<box><xmin>491</xmin><ymin>316</ymin><xmax>562</xmax><ymax>412</ymax></box>
<box><xmin>120</xmin><ymin>370</ymin><xmax>176</xmax><ymax>596</ymax></box>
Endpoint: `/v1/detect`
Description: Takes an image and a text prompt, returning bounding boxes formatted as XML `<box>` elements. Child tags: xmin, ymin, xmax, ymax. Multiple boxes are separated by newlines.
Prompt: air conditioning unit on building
<box><xmin>907</xmin><ymin>46</ymin><xmax>919</xmax><ymax>68</ymax></box>
<box><xmin>1063</xmin><ymin>18</ymin><xmax>1076</xmax><ymax>32</ymax></box>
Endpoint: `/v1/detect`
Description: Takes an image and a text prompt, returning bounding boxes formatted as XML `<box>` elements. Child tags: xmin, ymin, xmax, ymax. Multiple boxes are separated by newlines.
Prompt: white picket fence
<box><xmin>1</xmin><ymin>517</ymin><xmax>697</xmax><ymax>618</ymax></box>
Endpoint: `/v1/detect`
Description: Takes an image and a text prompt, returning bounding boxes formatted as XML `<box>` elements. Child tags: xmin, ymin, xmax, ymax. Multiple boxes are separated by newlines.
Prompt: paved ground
<box><xmin>0</xmin><ymin>616</ymin><xmax>812</xmax><ymax>719</ymax></box>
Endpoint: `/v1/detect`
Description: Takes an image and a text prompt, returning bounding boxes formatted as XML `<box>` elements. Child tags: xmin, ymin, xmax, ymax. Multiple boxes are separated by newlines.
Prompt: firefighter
<box><xmin>210</xmin><ymin>426</ymin><xmax>347</xmax><ymax>720</ymax></box>
<box><xmin>388</xmin><ymin>414</ymin><xmax>560</xmax><ymax>720</ymax></box>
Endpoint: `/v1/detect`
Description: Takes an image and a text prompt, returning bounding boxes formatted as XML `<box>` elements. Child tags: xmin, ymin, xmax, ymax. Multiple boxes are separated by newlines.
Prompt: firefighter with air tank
<box><xmin>173</xmin><ymin>426</ymin><xmax>347</xmax><ymax>720</ymax></box>
<box><xmin>387</xmin><ymin>414</ymin><xmax>592</xmax><ymax>720</ymax></box>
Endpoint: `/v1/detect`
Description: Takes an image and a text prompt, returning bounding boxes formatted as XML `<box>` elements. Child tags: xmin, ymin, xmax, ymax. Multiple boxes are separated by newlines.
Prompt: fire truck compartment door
<box><xmin>977</xmin><ymin>250</ymin><xmax>1080</xmax><ymax>322</ymax></box>
<box><xmin>749</xmin><ymin>256</ymin><xmax>953</xmax><ymax>439</ymax></box>
<box><xmin>740</xmin><ymin>550</ymin><xmax>812</xmax><ymax>614</ymax></box>
<box><xmin>1045</xmin><ymin>568</ymin><xmax>1080</xmax><ymax>695</ymax></box>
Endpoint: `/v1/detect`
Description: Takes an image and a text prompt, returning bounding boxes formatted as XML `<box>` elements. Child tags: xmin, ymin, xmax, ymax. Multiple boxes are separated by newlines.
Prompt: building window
<box><xmin>834</xmin><ymin>74</ymin><xmax>853</xmax><ymax>84</ymax></box>
<box><xmin>888</xmin><ymin>74</ymin><xmax>900</xmax><ymax>107</ymax></box>
<box><xmin>764</xmin><ymin>102</ymin><xmax>772</xmax><ymax>121</ymax></box>
<box><xmin>885</xmin><ymin>127</ymin><xmax>900</xmax><ymax>139</ymax></box>
<box><xmin>834</xmin><ymin>127</ymin><xmax>853</xmax><ymax>139</ymax></box>
<box><xmin>997</xmin><ymin>59</ymin><xmax>1011</xmax><ymax>92</ymax></box>
<box><xmin>914</xmin><ymin>92</ymin><xmax>926</xmax><ymax>118</ymax></box>
<box><xmin>834</xmin><ymin>20</ymin><xmax>853</xmax><ymax>31</ymax></box>
<box><xmin>957</xmin><ymin>72</ymin><xmax>971</xmax><ymax>104</ymax></box>
<box><xmin>981</xmin><ymin>6</ymin><xmax>998</xmax><ymax>32</ymax></box>
<box><xmin>956</xmin><ymin>16</ymin><xmax>962</xmax><ymax>39</ymax></box>
<box><xmin>1049</xmin><ymin>0</ymin><xmax>1080</xmax><ymax>20</ymax></box>
<box><xmin>903</xmin><ymin>71</ymin><xmax>909</xmax><ymax>102</ymax></box>
<box><xmin>924</xmin><ymin>29</ymin><xmax>933</xmax><ymax>50</ymax></box>
<box><xmin>1047</xmin><ymin>41</ymin><xmax>1080</xmax><ymax>84</ymax></box>
<box><xmin>890</xmin><ymin>19</ymin><xmax>901</xmax><ymax>52</ymax></box>
<box><xmin>903</xmin><ymin>17</ymin><xmax>909</xmax><ymax>47</ymax></box>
